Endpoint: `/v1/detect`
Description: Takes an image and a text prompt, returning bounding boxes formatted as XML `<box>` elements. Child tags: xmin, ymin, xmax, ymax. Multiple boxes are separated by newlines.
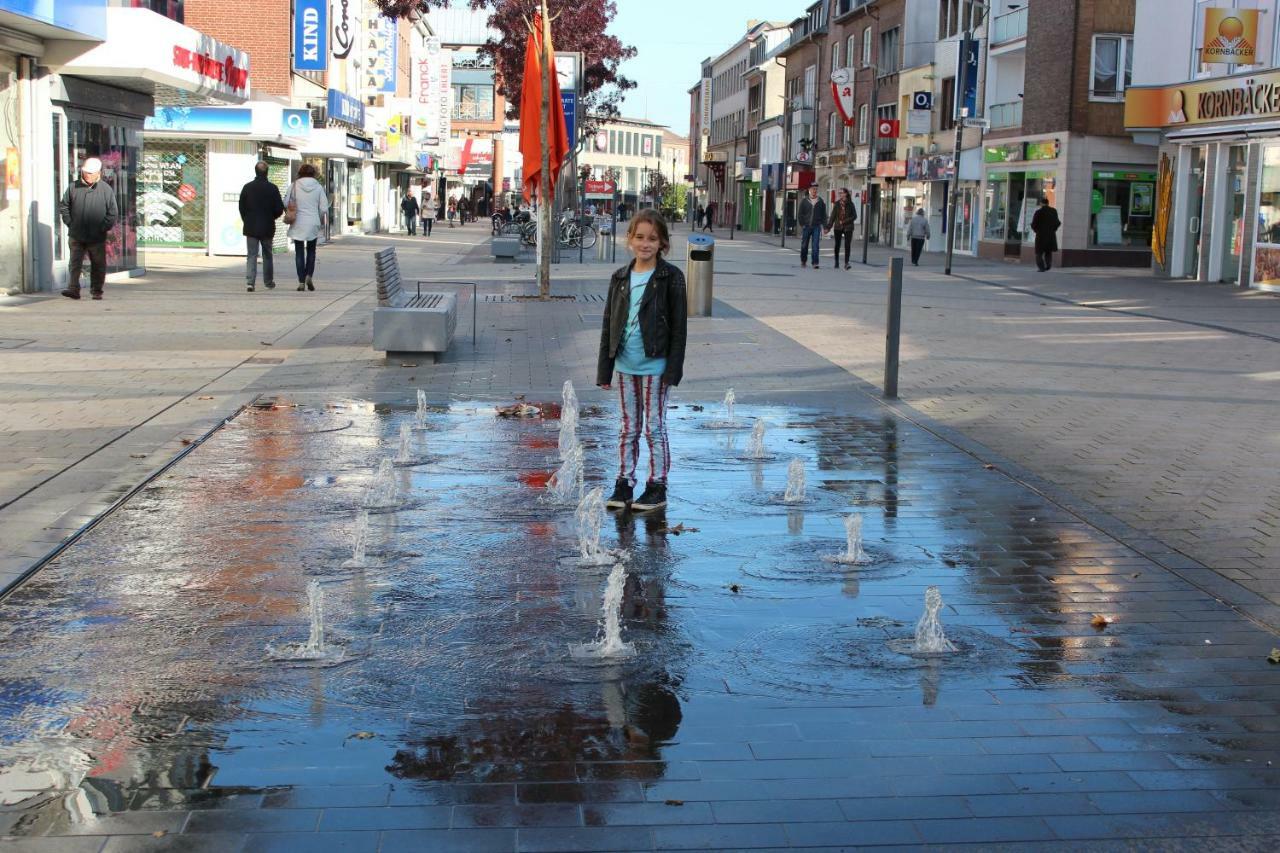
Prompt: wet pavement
<box><xmin>3</xmin><ymin>392</ymin><xmax>1280</xmax><ymax>851</ymax></box>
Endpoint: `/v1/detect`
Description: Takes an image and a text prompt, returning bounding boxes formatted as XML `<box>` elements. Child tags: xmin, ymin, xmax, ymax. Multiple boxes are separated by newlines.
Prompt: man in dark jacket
<box><xmin>59</xmin><ymin>157</ymin><xmax>118</xmax><ymax>300</ymax></box>
<box><xmin>238</xmin><ymin>161</ymin><xmax>285</xmax><ymax>292</ymax></box>
<box><xmin>1030</xmin><ymin>196</ymin><xmax>1061</xmax><ymax>271</ymax></box>
<box><xmin>797</xmin><ymin>186</ymin><xmax>828</xmax><ymax>269</ymax></box>
<box><xmin>401</xmin><ymin>190</ymin><xmax>420</xmax><ymax>235</ymax></box>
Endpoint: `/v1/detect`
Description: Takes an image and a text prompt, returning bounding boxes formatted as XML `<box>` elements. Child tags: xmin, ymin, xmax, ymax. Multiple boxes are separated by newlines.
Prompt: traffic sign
<box><xmin>962</xmin><ymin>116</ymin><xmax>990</xmax><ymax>130</ymax></box>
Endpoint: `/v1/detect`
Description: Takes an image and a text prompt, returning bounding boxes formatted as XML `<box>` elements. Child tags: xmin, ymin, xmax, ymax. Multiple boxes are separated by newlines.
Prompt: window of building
<box><xmin>804</xmin><ymin>64</ymin><xmax>816</xmax><ymax>107</ymax></box>
<box><xmin>846</xmin><ymin>36</ymin><xmax>855</xmax><ymax>70</ymax></box>
<box><xmin>862</xmin><ymin>26</ymin><xmax>872</xmax><ymax>67</ymax></box>
<box><xmin>828</xmin><ymin>112</ymin><xmax>838</xmax><ymax>148</ymax></box>
<box><xmin>858</xmin><ymin>103</ymin><xmax>869</xmax><ymax>143</ymax></box>
<box><xmin>831</xmin><ymin>41</ymin><xmax>841</xmax><ymax>74</ymax></box>
<box><xmin>655</xmin><ymin>135</ymin><xmax>662</xmax><ymax>158</ymax></box>
<box><xmin>1091</xmin><ymin>35</ymin><xmax>1134</xmax><ymax>100</ymax></box>
<box><xmin>1091</xmin><ymin>168</ymin><xmax>1156</xmax><ymax>248</ymax></box>
<box><xmin>879</xmin><ymin>27</ymin><xmax>901</xmax><ymax>75</ymax></box>
<box><xmin>939</xmin><ymin>76</ymin><xmax>956</xmax><ymax>130</ymax></box>
<box><xmin>609</xmin><ymin>130</ymin><xmax>616</xmax><ymax>154</ymax></box>
<box><xmin>452</xmin><ymin>84</ymin><xmax>495</xmax><ymax>121</ymax></box>
<box><xmin>1256</xmin><ymin>146</ymin><xmax>1280</xmax><ymax>285</ymax></box>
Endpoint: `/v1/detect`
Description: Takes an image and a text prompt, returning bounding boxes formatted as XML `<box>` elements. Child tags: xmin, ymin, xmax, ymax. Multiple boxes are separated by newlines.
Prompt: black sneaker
<box><xmin>605</xmin><ymin>478</ymin><xmax>633</xmax><ymax>510</ymax></box>
<box><xmin>61</xmin><ymin>288</ymin><xmax>80</xmax><ymax>300</ymax></box>
<box><xmin>631</xmin><ymin>482</ymin><xmax>667</xmax><ymax>512</ymax></box>
<box><xmin>247</xmin><ymin>283</ymin><xmax>255</xmax><ymax>292</ymax></box>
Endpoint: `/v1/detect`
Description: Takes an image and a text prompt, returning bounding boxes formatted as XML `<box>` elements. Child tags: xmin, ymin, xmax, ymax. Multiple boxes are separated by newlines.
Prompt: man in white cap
<box><xmin>58</xmin><ymin>156</ymin><xmax>118</xmax><ymax>300</ymax></box>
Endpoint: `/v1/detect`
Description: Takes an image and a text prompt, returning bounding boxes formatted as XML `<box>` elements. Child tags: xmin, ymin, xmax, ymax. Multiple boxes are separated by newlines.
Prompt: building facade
<box><xmin>579</xmin><ymin>117</ymin><xmax>686</xmax><ymax>210</ymax></box>
<box><xmin>2</xmin><ymin>0</ymin><xmax>250</xmax><ymax>294</ymax></box>
<box><xmin>978</xmin><ymin>0</ymin><xmax>1153</xmax><ymax>266</ymax></box>
<box><xmin>1125</xmin><ymin>0</ymin><xmax>1280</xmax><ymax>290</ymax></box>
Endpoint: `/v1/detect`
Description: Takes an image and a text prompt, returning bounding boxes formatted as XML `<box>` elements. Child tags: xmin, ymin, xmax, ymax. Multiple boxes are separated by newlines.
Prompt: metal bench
<box><xmin>492</xmin><ymin>235</ymin><xmax>521</xmax><ymax>259</ymax></box>
<box><xmin>372</xmin><ymin>247</ymin><xmax>457</xmax><ymax>357</ymax></box>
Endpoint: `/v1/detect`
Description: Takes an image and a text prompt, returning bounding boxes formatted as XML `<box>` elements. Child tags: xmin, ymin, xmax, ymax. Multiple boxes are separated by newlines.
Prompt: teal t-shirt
<box><xmin>614</xmin><ymin>269</ymin><xmax>666</xmax><ymax>376</ymax></box>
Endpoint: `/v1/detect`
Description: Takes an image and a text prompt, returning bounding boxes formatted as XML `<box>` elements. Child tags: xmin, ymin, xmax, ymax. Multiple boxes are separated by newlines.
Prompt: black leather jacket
<box><xmin>597</xmin><ymin>257</ymin><xmax>688</xmax><ymax>387</ymax></box>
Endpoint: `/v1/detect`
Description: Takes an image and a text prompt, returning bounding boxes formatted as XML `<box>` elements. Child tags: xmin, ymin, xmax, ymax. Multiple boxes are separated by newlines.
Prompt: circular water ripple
<box><xmin>737</xmin><ymin>537</ymin><xmax>911</xmax><ymax>585</ymax></box>
<box><xmin>726</xmin><ymin>622</ymin><xmax>1021</xmax><ymax>699</ymax></box>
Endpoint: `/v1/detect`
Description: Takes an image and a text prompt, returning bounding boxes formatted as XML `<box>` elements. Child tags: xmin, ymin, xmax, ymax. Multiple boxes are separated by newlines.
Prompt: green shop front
<box><xmin>979</xmin><ymin>135</ymin><xmax>1154</xmax><ymax>267</ymax></box>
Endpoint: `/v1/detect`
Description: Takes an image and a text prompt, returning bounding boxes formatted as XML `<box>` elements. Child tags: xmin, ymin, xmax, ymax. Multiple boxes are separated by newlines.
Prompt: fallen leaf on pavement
<box><xmin>348</xmin><ymin>731</ymin><xmax>376</xmax><ymax>740</ymax></box>
<box><xmin>130</xmin><ymin>453</ymin><xmax>146</xmax><ymax>459</ymax></box>
<box><xmin>658</xmin><ymin>523</ymin><xmax>699</xmax><ymax>535</ymax></box>
<box><xmin>496</xmin><ymin>403</ymin><xmax>540</xmax><ymax>418</ymax></box>
<box><xmin>152</xmin><ymin>831</ymin><xmax>167</xmax><ymax>838</ymax></box>
<box><xmin>728</xmin><ymin>584</ymin><xmax>741</xmax><ymax>594</ymax></box>
<box><xmin>983</xmin><ymin>464</ymin><xmax>995</xmax><ymax>470</ymax></box>
<box><xmin>1268</xmin><ymin>648</ymin><xmax>1280</xmax><ymax>665</ymax></box>
<box><xmin>1090</xmin><ymin>614</ymin><xmax>1110</xmax><ymax>630</ymax></box>
<box><xmin>664</xmin><ymin>799</ymin><xmax>684</xmax><ymax>806</ymax></box>
<box><xmin>198</xmin><ymin>396</ymin><xmax>213</xmax><ymax>400</ymax></box>
<box><xmin>400</xmin><ymin>363</ymin><xmax>417</xmax><ymax>368</ymax></box>
<box><xmin>259</xmin><ymin>341</ymin><xmax>273</xmax><ymax>346</ymax></box>
<box><xmin>180</xmin><ymin>439</ymin><xmax>194</xmax><ymax>446</ymax></box>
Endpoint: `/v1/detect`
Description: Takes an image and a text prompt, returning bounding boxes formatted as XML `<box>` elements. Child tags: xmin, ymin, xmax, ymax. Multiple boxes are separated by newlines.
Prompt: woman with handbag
<box><xmin>284</xmin><ymin>164</ymin><xmax>329</xmax><ymax>291</ymax></box>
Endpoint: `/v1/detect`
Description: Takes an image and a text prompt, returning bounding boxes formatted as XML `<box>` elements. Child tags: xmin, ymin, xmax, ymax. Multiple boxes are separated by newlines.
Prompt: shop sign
<box><xmin>411</xmin><ymin>36</ymin><xmax>451</xmax><ymax>147</ymax></box>
<box><xmin>171</xmin><ymin>46</ymin><xmax>249</xmax><ymax>94</ymax></box>
<box><xmin>907</xmin><ymin>154</ymin><xmax>954</xmax><ymax>181</ymax></box>
<box><xmin>584</xmin><ymin>179</ymin><xmax>616</xmax><ymax>199</ymax></box>
<box><xmin>1025</xmin><ymin>140</ymin><xmax>1059</xmax><ymax>161</ymax></box>
<box><xmin>984</xmin><ymin>143</ymin><xmax>1021</xmax><ymax>163</ymax></box>
<box><xmin>906</xmin><ymin>110</ymin><xmax>931</xmax><ymax>135</ymax></box>
<box><xmin>330</xmin><ymin>0</ymin><xmax>356</xmax><ymax>60</ymax></box>
<box><xmin>853</xmin><ymin>148</ymin><xmax>869</xmax><ymax>170</ymax></box>
<box><xmin>1094</xmin><ymin>170</ymin><xmax>1156</xmax><ymax>182</ymax></box>
<box><xmin>875</xmin><ymin>160</ymin><xmax>907</xmax><ymax>178</ymax></box>
<box><xmin>145</xmin><ymin>107</ymin><xmax>252</xmax><ymax>134</ymax></box>
<box><xmin>1125</xmin><ymin>65</ymin><xmax>1280</xmax><ymax>128</ymax></box>
<box><xmin>0</xmin><ymin>0</ymin><xmax>107</xmax><ymax>40</ymax></box>
<box><xmin>293</xmin><ymin>0</ymin><xmax>328</xmax><ymax>72</ymax></box>
<box><xmin>346</xmin><ymin>134</ymin><xmax>373</xmax><ymax>154</ymax></box>
<box><xmin>700</xmin><ymin>78</ymin><xmax>712</xmax><ymax>132</ymax></box>
<box><xmin>1202</xmin><ymin>8</ymin><xmax>1258</xmax><ymax>65</ymax></box>
<box><xmin>282</xmin><ymin>109</ymin><xmax>312</xmax><ymax>137</ymax></box>
<box><xmin>327</xmin><ymin>88</ymin><xmax>365</xmax><ymax>130</ymax></box>
<box><xmin>363</xmin><ymin>12</ymin><xmax>397</xmax><ymax>95</ymax></box>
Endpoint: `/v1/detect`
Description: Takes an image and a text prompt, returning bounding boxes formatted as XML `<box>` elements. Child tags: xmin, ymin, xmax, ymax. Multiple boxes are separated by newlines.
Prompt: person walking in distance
<box><xmin>420</xmin><ymin>191</ymin><xmax>434</xmax><ymax>236</ymax></box>
<box><xmin>401</xmin><ymin>190</ymin><xmax>420</xmax><ymax>235</ymax></box>
<box><xmin>58</xmin><ymin>157</ymin><xmax>118</xmax><ymax>301</ymax></box>
<box><xmin>828</xmin><ymin>188</ymin><xmax>858</xmax><ymax>270</ymax></box>
<box><xmin>284</xmin><ymin>163</ymin><xmax>328</xmax><ymax>292</ymax></box>
<box><xmin>238</xmin><ymin>161</ymin><xmax>285</xmax><ymax>293</ymax></box>
<box><xmin>1031</xmin><ymin>196</ymin><xmax>1061</xmax><ymax>271</ymax></box>
<box><xmin>798</xmin><ymin>186</ymin><xmax>827</xmax><ymax>269</ymax></box>
<box><xmin>447</xmin><ymin>198</ymin><xmax>457</xmax><ymax>227</ymax></box>
<box><xmin>907</xmin><ymin>207</ymin><xmax>931</xmax><ymax>266</ymax></box>
<box><xmin>597</xmin><ymin>210</ymin><xmax>689</xmax><ymax>514</ymax></box>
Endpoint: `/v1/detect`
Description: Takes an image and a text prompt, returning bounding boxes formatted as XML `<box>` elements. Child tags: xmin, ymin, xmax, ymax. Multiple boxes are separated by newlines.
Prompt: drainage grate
<box><xmin>483</xmin><ymin>294</ymin><xmax>512</xmax><ymax>303</ymax></box>
<box><xmin>577</xmin><ymin>293</ymin><xmax>606</xmax><ymax>303</ymax></box>
<box><xmin>484</xmin><ymin>293</ymin><xmax>604</xmax><ymax>303</ymax></box>
<box><xmin>757</xmin><ymin>273</ymin><xmax>795</xmax><ymax>278</ymax></box>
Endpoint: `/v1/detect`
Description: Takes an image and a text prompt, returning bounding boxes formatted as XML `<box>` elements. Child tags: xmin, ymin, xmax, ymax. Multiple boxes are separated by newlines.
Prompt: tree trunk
<box><xmin>538</xmin><ymin>0</ymin><xmax>552</xmax><ymax>299</ymax></box>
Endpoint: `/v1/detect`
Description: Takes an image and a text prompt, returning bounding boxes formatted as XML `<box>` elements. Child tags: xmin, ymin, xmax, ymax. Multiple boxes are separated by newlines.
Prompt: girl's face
<box><xmin>629</xmin><ymin>222</ymin><xmax>662</xmax><ymax>262</ymax></box>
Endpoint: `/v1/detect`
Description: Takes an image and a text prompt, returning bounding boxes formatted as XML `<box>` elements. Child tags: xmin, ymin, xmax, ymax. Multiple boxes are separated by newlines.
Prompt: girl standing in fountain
<box><xmin>597</xmin><ymin>210</ymin><xmax>688</xmax><ymax>513</ymax></box>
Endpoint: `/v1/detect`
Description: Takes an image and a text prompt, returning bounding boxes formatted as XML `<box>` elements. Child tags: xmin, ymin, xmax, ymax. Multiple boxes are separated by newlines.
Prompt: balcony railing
<box><xmin>991</xmin><ymin>7</ymin><xmax>1028</xmax><ymax>44</ymax></box>
<box><xmin>989</xmin><ymin>100</ymin><xmax>1023</xmax><ymax>129</ymax></box>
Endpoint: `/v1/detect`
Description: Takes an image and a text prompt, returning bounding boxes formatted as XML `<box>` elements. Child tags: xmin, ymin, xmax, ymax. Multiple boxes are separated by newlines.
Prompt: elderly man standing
<box><xmin>58</xmin><ymin>157</ymin><xmax>118</xmax><ymax>300</ymax></box>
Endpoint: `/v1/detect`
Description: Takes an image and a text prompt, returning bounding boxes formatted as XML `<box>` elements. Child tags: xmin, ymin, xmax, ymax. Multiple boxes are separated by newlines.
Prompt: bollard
<box><xmin>884</xmin><ymin>258</ymin><xmax>903</xmax><ymax>399</ymax></box>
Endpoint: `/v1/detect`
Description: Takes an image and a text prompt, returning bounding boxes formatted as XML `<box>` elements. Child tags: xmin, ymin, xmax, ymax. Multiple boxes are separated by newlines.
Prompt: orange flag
<box><xmin>519</xmin><ymin>14</ymin><xmax>569</xmax><ymax>203</ymax></box>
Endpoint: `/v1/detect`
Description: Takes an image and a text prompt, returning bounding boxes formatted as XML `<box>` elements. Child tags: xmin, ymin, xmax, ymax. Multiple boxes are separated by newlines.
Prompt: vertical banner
<box><xmin>365</xmin><ymin>13</ymin><xmax>398</xmax><ymax>95</ymax></box>
<box><xmin>293</xmin><ymin>0</ymin><xmax>328</xmax><ymax>72</ymax></box>
<box><xmin>830</xmin><ymin>68</ymin><xmax>855</xmax><ymax>126</ymax></box>
<box><xmin>412</xmin><ymin>35</ymin><xmax>452</xmax><ymax>147</ymax></box>
<box><xmin>957</xmin><ymin>37</ymin><xmax>979</xmax><ymax>119</ymax></box>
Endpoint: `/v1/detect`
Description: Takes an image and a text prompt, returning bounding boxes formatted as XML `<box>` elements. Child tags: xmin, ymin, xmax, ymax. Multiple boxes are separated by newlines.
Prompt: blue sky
<box><xmin>612</xmin><ymin>0</ymin><xmax>790</xmax><ymax>137</ymax></box>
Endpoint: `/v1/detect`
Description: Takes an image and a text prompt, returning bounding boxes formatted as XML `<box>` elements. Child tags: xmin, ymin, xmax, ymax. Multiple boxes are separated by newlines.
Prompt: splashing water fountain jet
<box><xmin>395</xmin><ymin>422</ymin><xmax>414</xmax><ymax>464</ymax></box>
<box><xmin>723</xmin><ymin>387</ymin><xmax>736</xmax><ymax>425</ymax></box>
<box><xmin>559</xmin><ymin>381</ymin><xmax>579</xmax><ymax>461</ymax></box>
<box><xmin>913</xmin><ymin>586</ymin><xmax>958</xmax><ymax>654</ymax></box>
<box><xmin>575</xmin><ymin>486</ymin><xmax>614</xmax><ymax>566</ymax></box>
<box><xmin>547</xmin><ymin>440</ymin><xmax>584</xmax><ymax>503</ymax></box>
<box><xmin>571</xmin><ymin>561</ymin><xmax>635</xmax><ymax>659</ymax></box>
<box><xmin>746</xmin><ymin>418</ymin><xmax>767</xmax><ymax>459</ymax></box>
<box><xmin>364</xmin><ymin>458</ymin><xmax>400</xmax><ymax>509</ymax></box>
<box><xmin>342</xmin><ymin>510</ymin><xmax>370</xmax><ymax>568</ymax></box>
<box><xmin>414</xmin><ymin>389</ymin><xmax>428</xmax><ymax>430</ymax></box>
<box><xmin>783</xmin><ymin>458</ymin><xmax>807</xmax><ymax>504</ymax></box>
<box><xmin>835</xmin><ymin>513</ymin><xmax>867</xmax><ymax>563</ymax></box>
<box><xmin>266</xmin><ymin>580</ymin><xmax>347</xmax><ymax>665</ymax></box>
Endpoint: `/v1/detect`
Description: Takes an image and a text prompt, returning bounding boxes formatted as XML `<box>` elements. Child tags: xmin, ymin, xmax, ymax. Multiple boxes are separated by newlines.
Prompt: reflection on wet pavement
<box><xmin>2</xmin><ymin>397</ymin><xmax>1280</xmax><ymax>848</ymax></box>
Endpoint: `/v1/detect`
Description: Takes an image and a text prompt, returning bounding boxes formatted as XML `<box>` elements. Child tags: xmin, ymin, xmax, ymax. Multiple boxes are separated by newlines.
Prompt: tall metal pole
<box><xmin>781</xmin><ymin>94</ymin><xmax>789</xmax><ymax>249</ymax></box>
<box><xmin>861</xmin><ymin>60</ymin><xmax>878</xmax><ymax>265</ymax></box>
<box><xmin>730</xmin><ymin>122</ymin><xmax>739</xmax><ymax>240</ymax></box>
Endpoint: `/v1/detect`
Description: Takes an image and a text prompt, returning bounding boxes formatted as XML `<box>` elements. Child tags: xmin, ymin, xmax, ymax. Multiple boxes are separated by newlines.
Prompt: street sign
<box><xmin>561</xmin><ymin>91</ymin><xmax>577</xmax><ymax>146</ymax></box>
<box><xmin>962</xmin><ymin>116</ymin><xmax>990</xmax><ymax>130</ymax></box>
<box><xmin>584</xmin><ymin>179</ymin><xmax>616</xmax><ymax>199</ymax></box>
<box><xmin>830</xmin><ymin>67</ymin><xmax>856</xmax><ymax>126</ymax></box>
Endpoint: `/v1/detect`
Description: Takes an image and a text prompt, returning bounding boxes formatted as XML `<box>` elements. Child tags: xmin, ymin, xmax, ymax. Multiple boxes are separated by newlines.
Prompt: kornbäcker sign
<box><xmin>1126</xmin><ymin>66</ymin><xmax>1280</xmax><ymax>129</ymax></box>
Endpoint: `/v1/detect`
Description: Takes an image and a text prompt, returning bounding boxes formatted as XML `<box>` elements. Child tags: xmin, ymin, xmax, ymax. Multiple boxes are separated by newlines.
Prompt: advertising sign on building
<box><xmin>364</xmin><ymin>12</ymin><xmax>397</xmax><ymax>95</ymax></box>
<box><xmin>1202</xmin><ymin>8</ymin><xmax>1259</xmax><ymax>65</ymax></box>
<box><xmin>411</xmin><ymin>35</ymin><xmax>451</xmax><ymax>147</ymax></box>
<box><xmin>584</xmin><ymin>179</ymin><xmax>616</xmax><ymax>199</ymax></box>
<box><xmin>700</xmin><ymin>77</ymin><xmax>712</xmax><ymax>131</ymax></box>
<box><xmin>330</xmin><ymin>0</ymin><xmax>357</xmax><ymax>60</ymax></box>
<box><xmin>956</xmin><ymin>37</ymin><xmax>979</xmax><ymax>119</ymax></box>
<box><xmin>830</xmin><ymin>68</ymin><xmax>855</xmax><ymax>126</ymax></box>
<box><xmin>327</xmin><ymin>88</ymin><xmax>365</xmax><ymax>130</ymax></box>
<box><xmin>1125</xmin><ymin>64</ymin><xmax>1280</xmax><ymax>128</ymax></box>
<box><xmin>139</xmin><ymin>142</ymin><xmax>207</xmax><ymax>248</ymax></box>
<box><xmin>293</xmin><ymin>0</ymin><xmax>327</xmax><ymax>72</ymax></box>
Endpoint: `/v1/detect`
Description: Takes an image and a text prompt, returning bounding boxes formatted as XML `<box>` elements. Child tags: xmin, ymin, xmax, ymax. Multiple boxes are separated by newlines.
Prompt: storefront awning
<box><xmin>46</xmin><ymin>7</ymin><xmax>249</xmax><ymax>105</ymax></box>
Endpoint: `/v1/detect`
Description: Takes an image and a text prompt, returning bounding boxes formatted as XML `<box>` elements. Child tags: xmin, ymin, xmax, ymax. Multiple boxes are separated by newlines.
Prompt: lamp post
<box><xmin>945</xmin><ymin>1</ymin><xmax>992</xmax><ymax>276</ymax></box>
<box><xmin>861</xmin><ymin>4</ymin><xmax>882</xmax><ymax>265</ymax></box>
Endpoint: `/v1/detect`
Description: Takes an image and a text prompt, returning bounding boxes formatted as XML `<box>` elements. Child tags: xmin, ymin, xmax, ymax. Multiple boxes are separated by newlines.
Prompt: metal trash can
<box><xmin>686</xmin><ymin>233</ymin><xmax>715</xmax><ymax>316</ymax></box>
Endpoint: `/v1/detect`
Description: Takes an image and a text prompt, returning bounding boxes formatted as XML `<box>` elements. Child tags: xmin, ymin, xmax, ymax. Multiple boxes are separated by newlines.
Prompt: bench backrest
<box><xmin>374</xmin><ymin>248</ymin><xmax>406</xmax><ymax>308</ymax></box>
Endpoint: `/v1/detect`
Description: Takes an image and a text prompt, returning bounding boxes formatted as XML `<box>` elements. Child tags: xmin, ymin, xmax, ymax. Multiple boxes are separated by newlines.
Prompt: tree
<box><xmin>376</xmin><ymin>0</ymin><xmax>636</xmax><ymax>136</ymax></box>
<box><xmin>662</xmin><ymin>182</ymin><xmax>690</xmax><ymax>219</ymax></box>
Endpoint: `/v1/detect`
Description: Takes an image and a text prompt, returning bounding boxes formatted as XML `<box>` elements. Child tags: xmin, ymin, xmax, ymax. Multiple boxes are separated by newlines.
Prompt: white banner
<box><xmin>411</xmin><ymin>35</ymin><xmax>451</xmax><ymax>148</ymax></box>
<box><xmin>907</xmin><ymin>109</ymin><xmax>931</xmax><ymax>135</ymax></box>
<box><xmin>830</xmin><ymin>68</ymin><xmax>855</xmax><ymax>126</ymax></box>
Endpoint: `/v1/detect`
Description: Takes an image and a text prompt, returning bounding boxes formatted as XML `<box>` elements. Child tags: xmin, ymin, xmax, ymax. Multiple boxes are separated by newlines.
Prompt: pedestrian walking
<box><xmin>401</xmin><ymin>190</ymin><xmax>420</xmax><ymax>235</ymax></box>
<box><xmin>284</xmin><ymin>163</ymin><xmax>329</xmax><ymax>292</ymax></box>
<box><xmin>238</xmin><ymin>161</ymin><xmax>285</xmax><ymax>292</ymax></box>
<box><xmin>597</xmin><ymin>209</ymin><xmax>688</xmax><ymax>515</ymax></box>
<box><xmin>420</xmin><ymin>192</ymin><xmax>435</xmax><ymax>236</ymax></box>
<box><xmin>695</xmin><ymin>203</ymin><xmax>705</xmax><ymax>230</ymax></box>
<box><xmin>58</xmin><ymin>156</ymin><xmax>118</xmax><ymax>301</ymax></box>
<box><xmin>828</xmin><ymin>188</ymin><xmax>858</xmax><ymax>270</ymax></box>
<box><xmin>798</xmin><ymin>186</ymin><xmax>827</xmax><ymax>269</ymax></box>
<box><xmin>702</xmin><ymin>201</ymin><xmax>715</xmax><ymax>232</ymax></box>
<box><xmin>1031</xmin><ymin>196</ymin><xmax>1061</xmax><ymax>271</ymax></box>
<box><xmin>447</xmin><ymin>198</ymin><xmax>457</xmax><ymax>227</ymax></box>
<box><xmin>907</xmin><ymin>208</ymin><xmax>931</xmax><ymax>266</ymax></box>
<box><xmin>458</xmin><ymin>196</ymin><xmax>470</xmax><ymax>224</ymax></box>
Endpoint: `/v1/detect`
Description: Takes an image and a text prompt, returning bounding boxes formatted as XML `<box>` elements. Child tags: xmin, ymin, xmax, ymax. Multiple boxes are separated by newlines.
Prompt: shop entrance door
<box><xmin>1004</xmin><ymin>173</ymin><xmax>1026</xmax><ymax>257</ymax></box>
<box><xmin>1181</xmin><ymin>145</ymin><xmax>1207</xmax><ymax>277</ymax></box>
<box><xmin>1221</xmin><ymin>145</ymin><xmax>1248</xmax><ymax>283</ymax></box>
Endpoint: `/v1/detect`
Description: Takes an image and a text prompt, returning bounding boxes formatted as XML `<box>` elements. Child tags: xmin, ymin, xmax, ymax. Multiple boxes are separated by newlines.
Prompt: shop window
<box><xmin>984</xmin><ymin>174</ymin><xmax>1009</xmax><ymax>240</ymax></box>
<box><xmin>1253</xmin><ymin>145</ymin><xmax>1280</xmax><ymax>287</ymax></box>
<box><xmin>139</xmin><ymin>140</ymin><xmax>207</xmax><ymax>248</ymax></box>
<box><xmin>1090</xmin><ymin>168</ymin><xmax>1156</xmax><ymax>248</ymax></box>
<box><xmin>1091</xmin><ymin>35</ymin><xmax>1133</xmax><ymax>100</ymax></box>
<box><xmin>68</xmin><ymin>115</ymin><xmax>139</xmax><ymax>273</ymax></box>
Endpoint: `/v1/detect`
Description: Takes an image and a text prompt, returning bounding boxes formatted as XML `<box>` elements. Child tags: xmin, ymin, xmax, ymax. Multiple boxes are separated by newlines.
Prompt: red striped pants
<box><xmin>617</xmin><ymin>373</ymin><xmax>670</xmax><ymax>487</ymax></box>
